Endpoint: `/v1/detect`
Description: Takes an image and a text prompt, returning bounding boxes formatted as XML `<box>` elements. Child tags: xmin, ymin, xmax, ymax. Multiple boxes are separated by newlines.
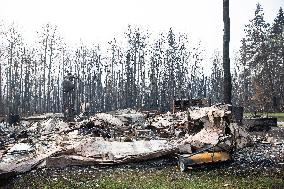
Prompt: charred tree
<box><xmin>223</xmin><ymin>0</ymin><xmax>232</xmax><ymax>104</ymax></box>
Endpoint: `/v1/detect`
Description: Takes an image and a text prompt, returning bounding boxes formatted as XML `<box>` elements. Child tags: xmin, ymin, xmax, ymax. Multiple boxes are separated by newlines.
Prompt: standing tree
<box><xmin>269</xmin><ymin>7</ymin><xmax>284</xmax><ymax>111</ymax></box>
<box><xmin>0</xmin><ymin>23</ymin><xmax>4</xmax><ymax>114</ymax></box>
<box><xmin>236</xmin><ymin>3</ymin><xmax>270</xmax><ymax>111</ymax></box>
<box><xmin>4</xmin><ymin>24</ymin><xmax>23</xmax><ymax>114</ymax></box>
<box><xmin>210</xmin><ymin>50</ymin><xmax>223</xmax><ymax>104</ymax></box>
<box><xmin>223</xmin><ymin>0</ymin><xmax>232</xmax><ymax>104</ymax></box>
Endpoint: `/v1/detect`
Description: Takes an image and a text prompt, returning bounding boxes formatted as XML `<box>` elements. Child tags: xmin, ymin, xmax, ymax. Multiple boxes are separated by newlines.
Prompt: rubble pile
<box><xmin>232</xmin><ymin>143</ymin><xmax>284</xmax><ymax>168</ymax></box>
<box><xmin>0</xmin><ymin>105</ymin><xmax>253</xmax><ymax>177</ymax></box>
<box><xmin>234</xmin><ymin>126</ymin><xmax>284</xmax><ymax>166</ymax></box>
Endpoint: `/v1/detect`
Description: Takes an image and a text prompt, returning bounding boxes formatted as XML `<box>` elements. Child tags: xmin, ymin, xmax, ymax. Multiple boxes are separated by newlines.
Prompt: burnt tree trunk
<box><xmin>223</xmin><ymin>0</ymin><xmax>232</xmax><ymax>104</ymax></box>
<box><xmin>0</xmin><ymin>51</ymin><xmax>2</xmax><ymax>114</ymax></box>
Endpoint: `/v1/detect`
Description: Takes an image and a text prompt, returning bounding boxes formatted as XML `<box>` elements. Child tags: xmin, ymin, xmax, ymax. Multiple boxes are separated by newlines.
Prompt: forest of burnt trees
<box><xmin>0</xmin><ymin>3</ymin><xmax>283</xmax><ymax>116</ymax></box>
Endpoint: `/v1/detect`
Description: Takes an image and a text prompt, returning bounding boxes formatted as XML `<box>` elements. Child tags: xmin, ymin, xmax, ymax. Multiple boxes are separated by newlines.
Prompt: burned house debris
<box><xmin>0</xmin><ymin>96</ymin><xmax>283</xmax><ymax>181</ymax></box>
<box><xmin>0</xmin><ymin>103</ymin><xmax>261</xmax><ymax>179</ymax></box>
<box><xmin>172</xmin><ymin>98</ymin><xmax>211</xmax><ymax>113</ymax></box>
<box><xmin>244</xmin><ymin>116</ymin><xmax>278</xmax><ymax>132</ymax></box>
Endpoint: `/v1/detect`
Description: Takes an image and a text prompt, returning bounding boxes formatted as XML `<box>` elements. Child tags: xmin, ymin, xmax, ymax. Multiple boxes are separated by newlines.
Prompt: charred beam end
<box><xmin>223</xmin><ymin>0</ymin><xmax>232</xmax><ymax>104</ymax></box>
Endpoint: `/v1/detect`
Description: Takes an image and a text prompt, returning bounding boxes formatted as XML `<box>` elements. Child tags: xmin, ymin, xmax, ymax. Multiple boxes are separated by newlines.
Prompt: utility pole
<box><xmin>223</xmin><ymin>0</ymin><xmax>232</xmax><ymax>104</ymax></box>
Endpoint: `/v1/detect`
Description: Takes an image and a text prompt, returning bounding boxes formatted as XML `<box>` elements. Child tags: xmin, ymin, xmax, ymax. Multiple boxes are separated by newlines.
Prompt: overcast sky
<box><xmin>0</xmin><ymin>0</ymin><xmax>283</xmax><ymax>65</ymax></box>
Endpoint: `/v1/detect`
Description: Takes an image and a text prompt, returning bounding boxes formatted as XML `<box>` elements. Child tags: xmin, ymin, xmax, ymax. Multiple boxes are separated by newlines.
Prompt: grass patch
<box><xmin>8</xmin><ymin>166</ymin><xmax>284</xmax><ymax>189</ymax></box>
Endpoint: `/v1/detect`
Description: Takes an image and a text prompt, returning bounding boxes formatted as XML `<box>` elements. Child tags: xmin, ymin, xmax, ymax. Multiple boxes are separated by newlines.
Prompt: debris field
<box><xmin>0</xmin><ymin>104</ymin><xmax>283</xmax><ymax>180</ymax></box>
